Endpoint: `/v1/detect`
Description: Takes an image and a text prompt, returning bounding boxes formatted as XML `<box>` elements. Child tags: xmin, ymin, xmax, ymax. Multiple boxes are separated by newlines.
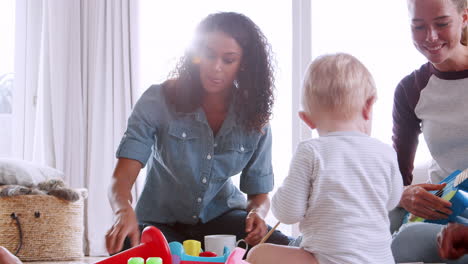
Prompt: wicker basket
<box><xmin>0</xmin><ymin>190</ymin><xmax>86</xmax><ymax>261</ymax></box>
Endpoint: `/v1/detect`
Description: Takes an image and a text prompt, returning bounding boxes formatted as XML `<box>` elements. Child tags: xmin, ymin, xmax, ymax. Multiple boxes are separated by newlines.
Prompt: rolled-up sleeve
<box><xmin>240</xmin><ymin>124</ymin><xmax>274</xmax><ymax>194</ymax></box>
<box><xmin>116</xmin><ymin>86</ymin><xmax>162</xmax><ymax>167</ymax></box>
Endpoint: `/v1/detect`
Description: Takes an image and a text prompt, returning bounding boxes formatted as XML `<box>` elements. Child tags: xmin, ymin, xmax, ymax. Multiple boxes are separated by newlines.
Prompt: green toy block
<box><xmin>146</xmin><ymin>257</ymin><xmax>163</xmax><ymax>264</ymax></box>
<box><xmin>128</xmin><ymin>257</ymin><xmax>144</xmax><ymax>264</ymax></box>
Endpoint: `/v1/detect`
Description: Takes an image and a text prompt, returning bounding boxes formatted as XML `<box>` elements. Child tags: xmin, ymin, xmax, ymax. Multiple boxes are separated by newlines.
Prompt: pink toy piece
<box><xmin>172</xmin><ymin>254</ymin><xmax>181</xmax><ymax>264</ymax></box>
<box><xmin>225</xmin><ymin>247</ymin><xmax>250</xmax><ymax>264</ymax></box>
<box><xmin>95</xmin><ymin>226</ymin><xmax>172</xmax><ymax>264</ymax></box>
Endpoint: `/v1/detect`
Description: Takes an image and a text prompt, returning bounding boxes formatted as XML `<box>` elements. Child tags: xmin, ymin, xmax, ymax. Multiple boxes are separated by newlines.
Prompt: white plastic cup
<box><xmin>204</xmin><ymin>234</ymin><xmax>248</xmax><ymax>256</ymax></box>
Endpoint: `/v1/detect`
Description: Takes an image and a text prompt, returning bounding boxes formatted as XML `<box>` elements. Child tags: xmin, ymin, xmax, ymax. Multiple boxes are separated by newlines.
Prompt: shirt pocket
<box><xmin>168</xmin><ymin>123</ymin><xmax>198</xmax><ymax>141</ymax></box>
<box><xmin>219</xmin><ymin>139</ymin><xmax>256</xmax><ymax>178</ymax></box>
<box><xmin>164</xmin><ymin>122</ymin><xmax>200</xmax><ymax>174</ymax></box>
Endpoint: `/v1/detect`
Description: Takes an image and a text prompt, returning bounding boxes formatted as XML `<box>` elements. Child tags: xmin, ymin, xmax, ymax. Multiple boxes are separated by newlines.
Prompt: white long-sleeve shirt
<box><xmin>272</xmin><ymin>131</ymin><xmax>403</xmax><ymax>264</ymax></box>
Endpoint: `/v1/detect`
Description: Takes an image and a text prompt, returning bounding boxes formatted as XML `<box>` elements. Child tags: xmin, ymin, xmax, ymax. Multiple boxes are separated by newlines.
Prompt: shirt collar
<box><xmin>190</xmin><ymin>102</ymin><xmax>236</xmax><ymax>136</ymax></box>
<box><xmin>322</xmin><ymin>131</ymin><xmax>368</xmax><ymax>137</ymax></box>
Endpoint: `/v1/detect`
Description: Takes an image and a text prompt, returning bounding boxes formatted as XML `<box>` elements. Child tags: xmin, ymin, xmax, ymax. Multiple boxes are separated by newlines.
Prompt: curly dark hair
<box><xmin>164</xmin><ymin>12</ymin><xmax>275</xmax><ymax>132</ymax></box>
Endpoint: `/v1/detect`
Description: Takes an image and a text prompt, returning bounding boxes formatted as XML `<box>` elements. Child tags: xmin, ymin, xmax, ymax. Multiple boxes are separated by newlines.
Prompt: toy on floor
<box><xmin>169</xmin><ymin>241</ymin><xmax>228</xmax><ymax>264</ymax></box>
<box><xmin>146</xmin><ymin>257</ymin><xmax>163</xmax><ymax>264</ymax></box>
<box><xmin>404</xmin><ymin>168</ymin><xmax>468</xmax><ymax>225</ymax></box>
<box><xmin>225</xmin><ymin>248</ymin><xmax>250</xmax><ymax>264</ymax></box>
<box><xmin>170</xmin><ymin>240</ymin><xmax>250</xmax><ymax>264</ymax></box>
<box><xmin>183</xmin><ymin>240</ymin><xmax>202</xmax><ymax>256</ymax></box>
<box><xmin>199</xmin><ymin>251</ymin><xmax>217</xmax><ymax>257</ymax></box>
<box><xmin>95</xmin><ymin>226</ymin><xmax>250</xmax><ymax>264</ymax></box>
<box><xmin>128</xmin><ymin>257</ymin><xmax>145</xmax><ymax>264</ymax></box>
<box><xmin>95</xmin><ymin>226</ymin><xmax>172</xmax><ymax>264</ymax></box>
<box><xmin>128</xmin><ymin>257</ymin><xmax>163</xmax><ymax>264</ymax></box>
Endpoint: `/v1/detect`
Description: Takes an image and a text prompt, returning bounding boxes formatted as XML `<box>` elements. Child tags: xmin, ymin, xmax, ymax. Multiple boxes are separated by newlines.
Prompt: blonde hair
<box><xmin>302</xmin><ymin>53</ymin><xmax>376</xmax><ymax>119</ymax></box>
<box><xmin>451</xmin><ymin>0</ymin><xmax>467</xmax><ymax>13</ymax></box>
<box><xmin>450</xmin><ymin>0</ymin><xmax>468</xmax><ymax>45</ymax></box>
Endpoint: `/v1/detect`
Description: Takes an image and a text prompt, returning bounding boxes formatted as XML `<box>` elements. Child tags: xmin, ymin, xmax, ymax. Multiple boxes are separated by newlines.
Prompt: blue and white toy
<box><xmin>169</xmin><ymin>241</ymin><xmax>230</xmax><ymax>264</ymax></box>
<box><xmin>404</xmin><ymin>168</ymin><xmax>468</xmax><ymax>225</ymax></box>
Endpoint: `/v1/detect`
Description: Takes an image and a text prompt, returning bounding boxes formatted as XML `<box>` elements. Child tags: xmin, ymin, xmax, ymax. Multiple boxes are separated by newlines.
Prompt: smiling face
<box><xmin>407</xmin><ymin>0</ymin><xmax>467</xmax><ymax>67</ymax></box>
<box><xmin>197</xmin><ymin>31</ymin><xmax>243</xmax><ymax>97</ymax></box>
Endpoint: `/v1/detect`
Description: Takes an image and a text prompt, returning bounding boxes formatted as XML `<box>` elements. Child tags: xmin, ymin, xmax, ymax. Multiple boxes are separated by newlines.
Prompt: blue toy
<box><xmin>169</xmin><ymin>241</ymin><xmax>230</xmax><ymax>264</ymax></box>
<box><xmin>404</xmin><ymin>168</ymin><xmax>468</xmax><ymax>225</ymax></box>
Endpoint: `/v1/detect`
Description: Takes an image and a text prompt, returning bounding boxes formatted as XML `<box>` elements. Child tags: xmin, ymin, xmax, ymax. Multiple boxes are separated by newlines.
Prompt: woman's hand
<box><xmin>0</xmin><ymin>247</ymin><xmax>22</xmax><ymax>264</ymax></box>
<box><xmin>105</xmin><ymin>206</ymin><xmax>140</xmax><ymax>255</ymax></box>
<box><xmin>244</xmin><ymin>210</ymin><xmax>268</xmax><ymax>245</ymax></box>
<box><xmin>437</xmin><ymin>223</ymin><xmax>468</xmax><ymax>259</ymax></box>
<box><xmin>106</xmin><ymin>158</ymin><xmax>142</xmax><ymax>254</ymax></box>
<box><xmin>245</xmin><ymin>194</ymin><xmax>270</xmax><ymax>245</ymax></box>
<box><xmin>400</xmin><ymin>183</ymin><xmax>452</xmax><ymax>219</ymax></box>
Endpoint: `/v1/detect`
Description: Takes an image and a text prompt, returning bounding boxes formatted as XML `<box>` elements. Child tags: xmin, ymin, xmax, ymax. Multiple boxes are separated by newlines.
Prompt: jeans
<box><xmin>390</xmin><ymin>207</ymin><xmax>468</xmax><ymax>264</ymax></box>
<box><xmin>123</xmin><ymin>209</ymin><xmax>292</xmax><ymax>252</ymax></box>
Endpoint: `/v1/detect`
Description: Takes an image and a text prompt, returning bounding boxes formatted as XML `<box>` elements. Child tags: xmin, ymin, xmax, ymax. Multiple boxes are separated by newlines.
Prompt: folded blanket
<box><xmin>0</xmin><ymin>158</ymin><xmax>63</xmax><ymax>187</ymax></box>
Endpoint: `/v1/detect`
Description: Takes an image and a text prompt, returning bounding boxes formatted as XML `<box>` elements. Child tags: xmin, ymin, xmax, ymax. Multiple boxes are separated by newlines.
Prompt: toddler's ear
<box><xmin>299</xmin><ymin>111</ymin><xmax>316</xmax><ymax>129</ymax></box>
<box><xmin>463</xmin><ymin>8</ymin><xmax>467</xmax><ymax>27</ymax></box>
<box><xmin>362</xmin><ymin>96</ymin><xmax>376</xmax><ymax>121</ymax></box>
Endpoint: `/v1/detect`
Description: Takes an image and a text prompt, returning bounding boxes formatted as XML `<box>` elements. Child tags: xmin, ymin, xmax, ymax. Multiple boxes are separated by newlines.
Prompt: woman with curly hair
<box><xmin>105</xmin><ymin>12</ymin><xmax>291</xmax><ymax>254</ymax></box>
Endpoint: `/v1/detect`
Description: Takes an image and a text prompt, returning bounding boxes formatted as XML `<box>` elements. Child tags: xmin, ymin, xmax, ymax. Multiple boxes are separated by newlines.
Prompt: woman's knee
<box><xmin>389</xmin><ymin>207</ymin><xmax>407</xmax><ymax>234</ymax></box>
<box><xmin>392</xmin><ymin>223</ymin><xmax>443</xmax><ymax>262</ymax></box>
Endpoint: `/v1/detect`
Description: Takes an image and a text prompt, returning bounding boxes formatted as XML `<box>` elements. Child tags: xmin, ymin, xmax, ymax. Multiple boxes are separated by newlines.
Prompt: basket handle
<box><xmin>10</xmin><ymin>212</ymin><xmax>23</xmax><ymax>256</ymax></box>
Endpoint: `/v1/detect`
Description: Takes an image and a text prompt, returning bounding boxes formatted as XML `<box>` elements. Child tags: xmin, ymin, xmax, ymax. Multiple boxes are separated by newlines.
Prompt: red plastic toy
<box><xmin>95</xmin><ymin>226</ymin><xmax>172</xmax><ymax>264</ymax></box>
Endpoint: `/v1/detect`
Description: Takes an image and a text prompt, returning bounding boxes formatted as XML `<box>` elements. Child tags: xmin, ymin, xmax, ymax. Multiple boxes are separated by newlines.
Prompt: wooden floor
<box><xmin>24</xmin><ymin>257</ymin><xmax>105</xmax><ymax>264</ymax></box>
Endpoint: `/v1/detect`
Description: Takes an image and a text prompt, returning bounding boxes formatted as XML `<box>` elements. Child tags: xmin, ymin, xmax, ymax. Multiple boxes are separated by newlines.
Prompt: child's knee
<box><xmin>0</xmin><ymin>247</ymin><xmax>19</xmax><ymax>263</ymax></box>
<box><xmin>246</xmin><ymin>243</ymin><xmax>275</xmax><ymax>263</ymax></box>
<box><xmin>0</xmin><ymin>247</ymin><xmax>10</xmax><ymax>258</ymax></box>
<box><xmin>0</xmin><ymin>247</ymin><xmax>6</xmax><ymax>256</ymax></box>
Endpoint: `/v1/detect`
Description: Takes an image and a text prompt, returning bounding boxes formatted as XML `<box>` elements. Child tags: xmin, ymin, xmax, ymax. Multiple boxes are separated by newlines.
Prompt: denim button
<box><xmin>207</xmin><ymin>154</ymin><xmax>212</xmax><ymax>160</ymax></box>
<box><xmin>202</xmin><ymin>178</ymin><xmax>207</xmax><ymax>184</ymax></box>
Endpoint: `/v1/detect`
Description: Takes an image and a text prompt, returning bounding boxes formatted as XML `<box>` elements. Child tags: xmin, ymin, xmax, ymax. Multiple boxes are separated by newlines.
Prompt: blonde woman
<box><xmin>391</xmin><ymin>0</ymin><xmax>468</xmax><ymax>263</ymax></box>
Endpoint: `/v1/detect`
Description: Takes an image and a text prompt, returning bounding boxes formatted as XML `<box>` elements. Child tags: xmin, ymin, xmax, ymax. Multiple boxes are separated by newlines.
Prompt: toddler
<box><xmin>246</xmin><ymin>53</ymin><xmax>403</xmax><ymax>264</ymax></box>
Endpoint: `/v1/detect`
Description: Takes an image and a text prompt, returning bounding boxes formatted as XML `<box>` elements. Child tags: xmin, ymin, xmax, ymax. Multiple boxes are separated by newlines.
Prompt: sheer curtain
<box><xmin>82</xmin><ymin>0</ymin><xmax>139</xmax><ymax>255</ymax></box>
<box><xmin>13</xmin><ymin>0</ymin><xmax>139</xmax><ymax>256</ymax></box>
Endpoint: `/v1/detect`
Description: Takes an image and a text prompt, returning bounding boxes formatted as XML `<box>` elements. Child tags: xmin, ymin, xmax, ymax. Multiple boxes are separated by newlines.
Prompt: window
<box><xmin>0</xmin><ymin>0</ymin><xmax>15</xmax><ymax>157</ymax></box>
<box><xmin>310</xmin><ymin>0</ymin><xmax>431</xmax><ymax>167</ymax></box>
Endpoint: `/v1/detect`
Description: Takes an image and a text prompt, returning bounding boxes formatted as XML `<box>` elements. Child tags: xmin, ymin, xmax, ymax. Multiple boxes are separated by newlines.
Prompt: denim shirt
<box><xmin>116</xmin><ymin>84</ymin><xmax>274</xmax><ymax>224</ymax></box>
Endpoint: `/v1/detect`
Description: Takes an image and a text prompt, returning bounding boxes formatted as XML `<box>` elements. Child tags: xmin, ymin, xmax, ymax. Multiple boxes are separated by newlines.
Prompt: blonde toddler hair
<box><xmin>302</xmin><ymin>53</ymin><xmax>377</xmax><ymax>120</ymax></box>
<box><xmin>451</xmin><ymin>0</ymin><xmax>467</xmax><ymax>45</ymax></box>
